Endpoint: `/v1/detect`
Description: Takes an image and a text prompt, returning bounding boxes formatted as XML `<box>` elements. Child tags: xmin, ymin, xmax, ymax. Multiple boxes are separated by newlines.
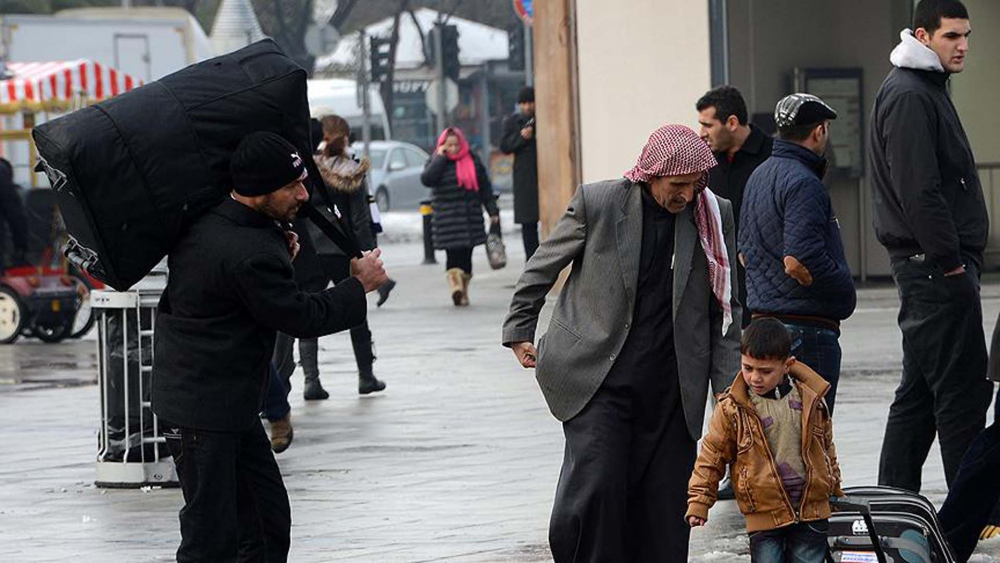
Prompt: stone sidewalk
<box><xmin>2</xmin><ymin>236</ymin><xmax>1000</xmax><ymax>561</ymax></box>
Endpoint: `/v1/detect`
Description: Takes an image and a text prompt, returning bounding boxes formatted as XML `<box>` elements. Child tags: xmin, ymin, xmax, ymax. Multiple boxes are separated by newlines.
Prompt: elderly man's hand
<box><xmin>783</xmin><ymin>255</ymin><xmax>813</xmax><ymax>287</ymax></box>
<box><xmin>688</xmin><ymin>516</ymin><xmax>707</xmax><ymax>527</ymax></box>
<box><xmin>351</xmin><ymin>249</ymin><xmax>389</xmax><ymax>293</ymax></box>
<box><xmin>511</xmin><ymin>341</ymin><xmax>538</xmax><ymax>368</ymax></box>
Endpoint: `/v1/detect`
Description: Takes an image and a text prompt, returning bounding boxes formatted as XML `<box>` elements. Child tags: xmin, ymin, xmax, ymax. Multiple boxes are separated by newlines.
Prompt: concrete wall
<box><xmin>953</xmin><ymin>0</ymin><xmax>1000</xmax><ymax>165</ymax></box>
<box><xmin>726</xmin><ymin>0</ymin><xmax>910</xmax><ymax>277</ymax></box>
<box><xmin>574</xmin><ymin>0</ymin><xmax>712</xmax><ymax>183</ymax></box>
<box><xmin>952</xmin><ymin>0</ymin><xmax>1000</xmax><ymax>265</ymax></box>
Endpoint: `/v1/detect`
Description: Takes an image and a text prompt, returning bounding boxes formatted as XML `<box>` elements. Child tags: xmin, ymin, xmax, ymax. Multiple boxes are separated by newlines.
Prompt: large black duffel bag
<box><xmin>32</xmin><ymin>39</ymin><xmax>355</xmax><ymax>291</ymax></box>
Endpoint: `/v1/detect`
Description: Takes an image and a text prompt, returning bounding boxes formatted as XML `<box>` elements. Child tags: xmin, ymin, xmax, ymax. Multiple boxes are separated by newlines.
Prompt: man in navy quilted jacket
<box><xmin>739</xmin><ymin>94</ymin><xmax>856</xmax><ymax>414</ymax></box>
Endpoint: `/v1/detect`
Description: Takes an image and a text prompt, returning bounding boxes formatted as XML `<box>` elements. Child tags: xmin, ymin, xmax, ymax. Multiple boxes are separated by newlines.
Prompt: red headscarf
<box><xmin>624</xmin><ymin>124</ymin><xmax>733</xmax><ymax>335</ymax></box>
<box><xmin>435</xmin><ymin>127</ymin><xmax>479</xmax><ymax>192</ymax></box>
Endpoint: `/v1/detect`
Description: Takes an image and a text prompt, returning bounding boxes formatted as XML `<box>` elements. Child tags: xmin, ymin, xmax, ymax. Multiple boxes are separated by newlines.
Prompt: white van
<box><xmin>307</xmin><ymin>79</ymin><xmax>392</xmax><ymax>142</ymax></box>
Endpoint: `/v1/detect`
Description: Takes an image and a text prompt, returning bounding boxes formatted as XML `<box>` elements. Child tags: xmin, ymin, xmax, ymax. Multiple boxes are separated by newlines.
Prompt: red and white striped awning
<box><xmin>0</xmin><ymin>60</ymin><xmax>142</xmax><ymax>112</ymax></box>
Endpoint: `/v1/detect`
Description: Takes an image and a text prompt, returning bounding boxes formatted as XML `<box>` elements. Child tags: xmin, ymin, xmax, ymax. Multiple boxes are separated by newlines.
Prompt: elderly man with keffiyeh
<box><xmin>502</xmin><ymin>124</ymin><xmax>742</xmax><ymax>561</ymax></box>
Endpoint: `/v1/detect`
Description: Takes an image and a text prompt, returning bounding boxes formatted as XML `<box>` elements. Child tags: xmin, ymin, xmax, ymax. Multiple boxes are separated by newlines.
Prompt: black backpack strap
<box><xmin>298</xmin><ymin>204</ymin><xmax>360</xmax><ymax>259</ymax></box>
<box><xmin>301</xmin><ymin>153</ymin><xmax>361</xmax><ymax>258</ymax></box>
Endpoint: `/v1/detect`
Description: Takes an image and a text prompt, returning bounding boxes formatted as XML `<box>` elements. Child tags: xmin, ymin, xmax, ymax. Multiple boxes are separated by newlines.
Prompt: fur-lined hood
<box><xmin>314</xmin><ymin>152</ymin><xmax>370</xmax><ymax>194</ymax></box>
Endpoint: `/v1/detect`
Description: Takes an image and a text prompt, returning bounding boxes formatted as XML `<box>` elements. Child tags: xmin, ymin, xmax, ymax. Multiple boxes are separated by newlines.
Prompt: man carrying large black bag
<box><xmin>151</xmin><ymin>131</ymin><xmax>388</xmax><ymax>562</ymax></box>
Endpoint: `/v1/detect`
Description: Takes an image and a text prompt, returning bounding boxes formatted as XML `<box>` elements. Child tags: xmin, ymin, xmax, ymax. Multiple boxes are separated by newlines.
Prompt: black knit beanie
<box><xmin>231</xmin><ymin>131</ymin><xmax>307</xmax><ymax>196</ymax></box>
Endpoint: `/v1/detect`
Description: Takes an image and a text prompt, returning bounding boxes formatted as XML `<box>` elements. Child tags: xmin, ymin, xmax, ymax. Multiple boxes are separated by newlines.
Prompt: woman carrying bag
<box><xmin>300</xmin><ymin>115</ymin><xmax>387</xmax><ymax>396</ymax></box>
<box><xmin>420</xmin><ymin>127</ymin><xmax>500</xmax><ymax>306</ymax></box>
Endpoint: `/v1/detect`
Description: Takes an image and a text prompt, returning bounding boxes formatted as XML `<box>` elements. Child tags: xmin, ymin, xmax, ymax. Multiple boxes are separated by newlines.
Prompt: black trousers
<box><xmin>318</xmin><ymin>255</ymin><xmax>374</xmax><ymax>370</ymax></box>
<box><xmin>445</xmin><ymin>247</ymin><xmax>473</xmax><ymax>274</ymax></box>
<box><xmin>163</xmin><ymin>418</ymin><xmax>290</xmax><ymax>563</ymax></box>
<box><xmin>549</xmin><ymin>361</ymin><xmax>695</xmax><ymax>562</ymax></box>
<box><xmin>878</xmin><ymin>257</ymin><xmax>992</xmax><ymax>491</ymax></box>
<box><xmin>522</xmin><ymin>222</ymin><xmax>539</xmax><ymax>260</ymax></box>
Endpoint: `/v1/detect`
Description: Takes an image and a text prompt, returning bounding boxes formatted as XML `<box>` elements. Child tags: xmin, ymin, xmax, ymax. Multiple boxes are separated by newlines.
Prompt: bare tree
<box><xmin>252</xmin><ymin>0</ymin><xmax>316</xmax><ymax>73</ymax></box>
<box><xmin>328</xmin><ymin>0</ymin><xmax>358</xmax><ymax>29</ymax></box>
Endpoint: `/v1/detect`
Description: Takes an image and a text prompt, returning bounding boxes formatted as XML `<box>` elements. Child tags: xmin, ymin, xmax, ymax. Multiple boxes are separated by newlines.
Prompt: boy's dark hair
<box><xmin>914</xmin><ymin>0</ymin><xmax>969</xmax><ymax>36</ymax></box>
<box><xmin>741</xmin><ymin>318</ymin><xmax>792</xmax><ymax>360</ymax></box>
<box><xmin>778</xmin><ymin>121</ymin><xmax>824</xmax><ymax>142</ymax></box>
<box><xmin>696</xmin><ymin>86</ymin><xmax>748</xmax><ymax>126</ymax></box>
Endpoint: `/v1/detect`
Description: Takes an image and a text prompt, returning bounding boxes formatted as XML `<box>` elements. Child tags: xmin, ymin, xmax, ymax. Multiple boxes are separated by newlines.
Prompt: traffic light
<box><xmin>508</xmin><ymin>26</ymin><xmax>524</xmax><ymax>71</ymax></box>
<box><xmin>440</xmin><ymin>24</ymin><xmax>460</xmax><ymax>81</ymax></box>
<box><xmin>369</xmin><ymin>36</ymin><xmax>391</xmax><ymax>83</ymax></box>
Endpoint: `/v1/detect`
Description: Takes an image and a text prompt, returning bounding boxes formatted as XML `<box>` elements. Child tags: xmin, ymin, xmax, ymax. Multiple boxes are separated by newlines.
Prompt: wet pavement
<box><xmin>3</xmin><ymin>217</ymin><xmax>1000</xmax><ymax>561</ymax></box>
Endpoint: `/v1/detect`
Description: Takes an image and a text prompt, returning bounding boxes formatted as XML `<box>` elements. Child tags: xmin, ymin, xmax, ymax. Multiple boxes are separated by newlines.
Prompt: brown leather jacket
<box><xmin>687</xmin><ymin>362</ymin><xmax>843</xmax><ymax>532</ymax></box>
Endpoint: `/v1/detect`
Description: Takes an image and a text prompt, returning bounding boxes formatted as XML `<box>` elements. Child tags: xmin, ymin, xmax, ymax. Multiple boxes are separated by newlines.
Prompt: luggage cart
<box><xmin>93</xmin><ymin>267</ymin><xmax>176</xmax><ymax>488</ymax></box>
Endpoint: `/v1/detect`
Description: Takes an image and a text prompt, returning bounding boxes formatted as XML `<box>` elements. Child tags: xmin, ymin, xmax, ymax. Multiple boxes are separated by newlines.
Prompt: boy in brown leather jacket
<box><xmin>687</xmin><ymin>317</ymin><xmax>842</xmax><ymax>562</ymax></box>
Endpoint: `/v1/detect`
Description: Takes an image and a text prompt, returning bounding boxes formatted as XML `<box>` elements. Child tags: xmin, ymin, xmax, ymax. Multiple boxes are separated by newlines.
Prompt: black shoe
<box><xmin>376</xmin><ymin>279</ymin><xmax>397</xmax><ymax>308</ymax></box>
<box><xmin>717</xmin><ymin>477</ymin><xmax>736</xmax><ymax>500</ymax></box>
<box><xmin>303</xmin><ymin>378</ymin><xmax>329</xmax><ymax>401</ymax></box>
<box><xmin>359</xmin><ymin>373</ymin><xmax>386</xmax><ymax>395</ymax></box>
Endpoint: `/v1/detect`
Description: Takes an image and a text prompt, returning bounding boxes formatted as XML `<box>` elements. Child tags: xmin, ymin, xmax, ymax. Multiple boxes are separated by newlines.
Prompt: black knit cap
<box><xmin>231</xmin><ymin>131</ymin><xmax>308</xmax><ymax>197</ymax></box>
<box><xmin>517</xmin><ymin>86</ymin><xmax>534</xmax><ymax>103</ymax></box>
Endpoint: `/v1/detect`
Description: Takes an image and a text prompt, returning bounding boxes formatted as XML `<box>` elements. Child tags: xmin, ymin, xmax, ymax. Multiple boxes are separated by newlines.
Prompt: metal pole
<box><xmin>420</xmin><ymin>200</ymin><xmax>437</xmax><ymax>264</ymax></box>
<box><xmin>358</xmin><ymin>30</ymin><xmax>372</xmax><ymax>160</ymax></box>
<box><xmin>434</xmin><ymin>23</ymin><xmax>446</xmax><ymax>132</ymax></box>
<box><xmin>479</xmin><ymin>71</ymin><xmax>492</xmax><ymax>163</ymax></box>
<box><xmin>524</xmin><ymin>22</ymin><xmax>533</xmax><ymax>87</ymax></box>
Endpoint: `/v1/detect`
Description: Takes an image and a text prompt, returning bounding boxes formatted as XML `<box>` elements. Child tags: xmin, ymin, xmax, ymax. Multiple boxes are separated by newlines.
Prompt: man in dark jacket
<box><xmin>697</xmin><ymin>86</ymin><xmax>773</xmax><ymax>235</ymax></box>
<box><xmin>499</xmin><ymin>86</ymin><xmax>539</xmax><ymax>259</ymax></box>
<box><xmin>697</xmin><ymin>85</ymin><xmax>773</xmax><ymax>330</ymax></box>
<box><xmin>740</xmin><ymin>93</ymin><xmax>856</xmax><ymax>415</ymax></box>
<box><xmin>151</xmin><ymin>131</ymin><xmax>388</xmax><ymax>563</ymax></box>
<box><xmin>868</xmin><ymin>0</ymin><xmax>992</xmax><ymax>498</ymax></box>
<box><xmin>0</xmin><ymin>158</ymin><xmax>28</xmax><ymax>274</ymax></box>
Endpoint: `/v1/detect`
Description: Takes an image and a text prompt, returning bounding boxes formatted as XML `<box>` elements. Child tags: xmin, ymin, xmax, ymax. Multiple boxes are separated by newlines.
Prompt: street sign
<box><xmin>305</xmin><ymin>23</ymin><xmax>341</xmax><ymax>57</ymax></box>
<box><xmin>512</xmin><ymin>0</ymin><xmax>534</xmax><ymax>26</ymax></box>
<box><xmin>425</xmin><ymin>78</ymin><xmax>459</xmax><ymax>114</ymax></box>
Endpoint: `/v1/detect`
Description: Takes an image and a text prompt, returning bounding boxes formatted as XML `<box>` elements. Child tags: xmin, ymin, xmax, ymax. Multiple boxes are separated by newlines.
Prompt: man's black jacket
<box><xmin>499</xmin><ymin>111</ymin><xmax>539</xmax><ymax>224</ymax></box>
<box><xmin>151</xmin><ymin>198</ymin><xmax>367</xmax><ymax>431</ymax></box>
<box><xmin>869</xmin><ymin>66</ymin><xmax>988</xmax><ymax>271</ymax></box>
<box><xmin>706</xmin><ymin>123</ymin><xmax>773</xmax><ymax>231</ymax></box>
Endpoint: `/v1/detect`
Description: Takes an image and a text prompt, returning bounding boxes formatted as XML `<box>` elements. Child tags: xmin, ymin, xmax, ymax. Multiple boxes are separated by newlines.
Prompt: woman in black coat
<box><xmin>420</xmin><ymin>127</ymin><xmax>499</xmax><ymax>306</ymax></box>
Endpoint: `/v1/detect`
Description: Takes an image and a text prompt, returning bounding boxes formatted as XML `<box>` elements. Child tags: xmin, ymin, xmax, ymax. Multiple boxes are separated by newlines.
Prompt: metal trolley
<box><xmin>93</xmin><ymin>267</ymin><xmax>176</xmax><ymax>488</ymax></box>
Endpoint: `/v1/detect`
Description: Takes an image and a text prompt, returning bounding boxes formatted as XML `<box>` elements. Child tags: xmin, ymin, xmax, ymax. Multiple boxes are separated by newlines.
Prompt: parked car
<box><xmin>352</xmin><ymin>141</ymin><xmax>430</xmax><ymax>213</ymax></box>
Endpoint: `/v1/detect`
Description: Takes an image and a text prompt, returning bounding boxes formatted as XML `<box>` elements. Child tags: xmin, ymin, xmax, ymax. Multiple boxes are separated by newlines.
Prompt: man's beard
<box><xmin>713</xmin><ymin>129</ymin><xmax>734</xmax><ymax>153</ymax></box>
<box><xmin>258</xmin><ymin>196</ymin><xmax>299</xmax><ymax>223</ymax></box>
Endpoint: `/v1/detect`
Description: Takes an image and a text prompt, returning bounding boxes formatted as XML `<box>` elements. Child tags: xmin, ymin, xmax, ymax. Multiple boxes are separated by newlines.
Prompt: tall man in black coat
<box><xmin>151</xmin><ymin>132</ymin><xmax>388</xmax><ymax>563</ymax></box>
<box><xmin>499</xmin><ymin>86</ymin><xmax>540</xmax><ymax>259</ymax></box>
<box><xmin>869</xmin><ymin>0</ymin><xmax>989</xmax><ymax>499</ymax></box>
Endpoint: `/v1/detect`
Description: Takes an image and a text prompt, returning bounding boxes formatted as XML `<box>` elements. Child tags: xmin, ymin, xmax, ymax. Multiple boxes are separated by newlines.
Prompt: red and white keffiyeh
<box><xmin>624</xmin><ymin>124</ymin><xmax>732</xmax><ymax>335</ymax></box>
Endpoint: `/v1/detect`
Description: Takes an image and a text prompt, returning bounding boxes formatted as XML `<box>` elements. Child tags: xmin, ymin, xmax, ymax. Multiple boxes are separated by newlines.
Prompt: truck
<box><xmin>0</xmin><ymin>7</ymin><xmax>214</xmax><ymax>83</ymax></box>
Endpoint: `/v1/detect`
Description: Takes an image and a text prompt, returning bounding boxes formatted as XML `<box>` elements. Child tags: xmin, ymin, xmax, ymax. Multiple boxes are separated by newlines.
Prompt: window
<box><xmin>388</xmin><ymin>149</ymin><xmax>407</xmax><ymax>170</ymax></box>
<box><xmin>366</xmin><ymin>148</ymin><xmax>387</xmax><ymax>169</ymax></box>
<box><xmin>404</xmin><ymin>148</ymin><xmax>429</xmax><ymax>167</ymax></box>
